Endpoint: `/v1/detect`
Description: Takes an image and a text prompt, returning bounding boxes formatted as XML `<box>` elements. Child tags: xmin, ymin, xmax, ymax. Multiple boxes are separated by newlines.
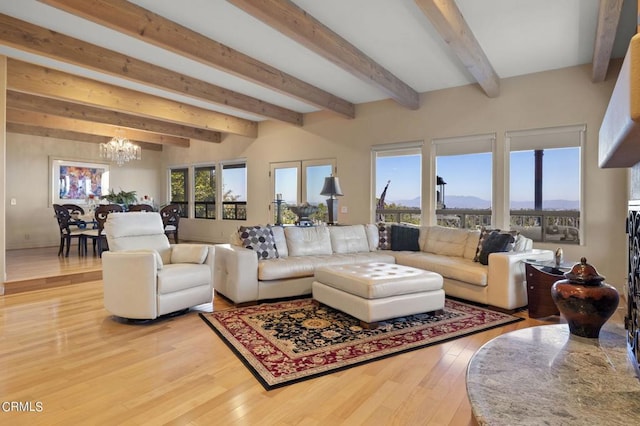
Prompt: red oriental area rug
<box><xmin>199</xmin><ymin>298</ymin><xmax>522</xmax><ymax>390</ymax></box>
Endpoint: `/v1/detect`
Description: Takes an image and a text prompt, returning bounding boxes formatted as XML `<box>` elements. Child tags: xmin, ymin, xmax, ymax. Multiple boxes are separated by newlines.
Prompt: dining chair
<box><xmin>160</xmin><ymin>204</ymin><xmax>181</xmax><ymax>244</ymax></box>
<box><xmin>82</xmin><ymin>204</ymin><xmax>124</xmax><ymax>256</ymax></box>
<box><xmin>62</xmin><ymin>203</ymin><xmax>89</xmax><ymax>229</ymax></box>
<box><xmin>128</xmin><ymin>204</ymin><xmax>154</xmax><ymax>212</ymax></box>
<box><xmin>53</xmin><ymin>204</ymin><xmax>85</xmax><ymax>257</ymax></box>
<box><xmin>62</xmin><ymin>204</ymin><xmax>85</xmax><ymax>215</ymax></box>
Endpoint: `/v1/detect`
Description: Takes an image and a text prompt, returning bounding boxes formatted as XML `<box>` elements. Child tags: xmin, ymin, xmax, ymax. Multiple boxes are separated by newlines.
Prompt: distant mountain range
<box><xmin>389</xmin><ymin>196</ymin><xmax>579</xmax><ymax>210</ymax></box>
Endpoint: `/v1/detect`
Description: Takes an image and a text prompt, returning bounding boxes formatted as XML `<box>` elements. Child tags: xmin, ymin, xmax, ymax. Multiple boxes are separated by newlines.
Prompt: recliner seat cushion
<box><xmin>157</xmin><ymin>264</ymin><xmax>211</xmax><ymax>294</ymax></box>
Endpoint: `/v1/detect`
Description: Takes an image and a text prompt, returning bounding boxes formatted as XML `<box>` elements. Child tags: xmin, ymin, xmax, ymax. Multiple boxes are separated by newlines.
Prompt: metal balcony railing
<box><xmin>435</xmin><ymin>208</ymin><xmax>580</xmax><ymax>244</ymax></box>
<box><xmin>375</xmin><ymin>208</ymin><xmax>421</xmax><ymax>225</ymax></box>
<box><xmin>376</xmin><ymin>207</ymin><xmax>580</xmax><ymax>244</ymax></box>
<box><xmin>223</xmin><ymin>201</ymin><xmax>247</xmax><ymax>220</ymax></box>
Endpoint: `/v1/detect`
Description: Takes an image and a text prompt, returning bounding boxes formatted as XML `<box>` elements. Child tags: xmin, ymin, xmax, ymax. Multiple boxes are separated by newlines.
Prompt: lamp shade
<box><xmin>320</xmin><ymin>176</ymin><xmax>344</xmax><ymax>197</ymax></box>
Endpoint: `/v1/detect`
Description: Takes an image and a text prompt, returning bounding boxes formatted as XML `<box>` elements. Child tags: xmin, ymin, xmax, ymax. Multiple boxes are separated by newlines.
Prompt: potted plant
<box><xmin>102</xmin><ymin>189</ymin><xmax>137</xmax><ymax>208</ymax></box>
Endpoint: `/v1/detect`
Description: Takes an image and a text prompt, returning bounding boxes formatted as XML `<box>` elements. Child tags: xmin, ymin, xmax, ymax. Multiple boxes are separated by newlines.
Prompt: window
<box><xmin>433</xmin><ymin>134</ymin><xmax>495</xmax><ymax>229</ymax></box>
<box><xmin>194</xmin><ymin>165</ymin><xmax>216</xmax><ymax>219</ymax></box>
<box><xmin>169</xmin><ymin>168</ymin><xmax>188</xmax><ymax>218</ymax></box>
<box><xmin>507</xmin><ymin>125</ymin><xmax>584</xmax><ymax>244</ymax></box>
<box><xmin>372</xmin><ymin>141</ymin><xmax>422</xmax><ymax>224</ymax></box>
<box><xmin>222</xmin><ymin>162</ymin><xmax>247</xmax><ymax>220</ymax></box>
<box><xmin>271</xmin><ymin>159</ymin><xmax>336</xmax><ymax>224</ymax></box>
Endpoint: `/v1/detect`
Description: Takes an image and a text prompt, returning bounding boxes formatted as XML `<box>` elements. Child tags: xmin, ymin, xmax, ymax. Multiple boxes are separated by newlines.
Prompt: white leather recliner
<box><xmin>102</xmin><ymin>212</ymin><xmax>214</xmax><ymax>320</ymax></box>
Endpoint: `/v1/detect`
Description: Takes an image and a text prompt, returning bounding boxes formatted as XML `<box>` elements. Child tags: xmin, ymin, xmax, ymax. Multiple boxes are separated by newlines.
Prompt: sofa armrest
<box><xmin>102</xmin><ymin>251</ymin><xmax>159</xmax><ymax>319</ymax></box>
<box><xmin>213</xmin><ymin>244</ymin><xmax>259</xmax><ymax>304</ymax></box>
<box><xmin>487</xmin><ymin>249</ymin><xmax>555</xmax><ymax>310</ymax></box>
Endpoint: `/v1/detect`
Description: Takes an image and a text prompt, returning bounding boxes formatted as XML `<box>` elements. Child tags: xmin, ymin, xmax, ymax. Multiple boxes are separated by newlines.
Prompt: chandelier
<box><xmin>100</xmin><ymin>136</ymin><xmax>141</xmax><ymax>166</ymax></box>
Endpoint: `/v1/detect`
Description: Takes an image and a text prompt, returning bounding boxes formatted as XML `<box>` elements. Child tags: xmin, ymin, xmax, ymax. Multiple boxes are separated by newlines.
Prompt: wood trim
<box><xmin>7</xmin><ymin>59</ymin><xmax>257</xmax><ymax>138</ymax></box>
<box><xmin>0</xmin><ymin>13</ymin><xmax>302</xmax><ymax>126</ymax></box>
<box><xmin>2</xmin><ymin>270</ymin><xmax>103</xmax><ymax>295</ymax></box>
<box><xmin>414</xmin><ymin>0</ymin><xmax>500</xmax><ymax>98</ymax></box>
<box><xmin>6</xmin><ymin>91</ymin><xmax>220</xmax><ymax>143</ymax></box>
<box><xmin>6</xmin><ymin>108</ymin><xmax>190</xmax><ymax>147</ymax></box>
<box><xmin>228</xmin><ymin>0</ymin><xmax>419</xmax><ymax>110</ymax></box>
<box><xmin>592</xmin><ymin>0</ymin><xmax>624</xmax><ymax>83</ymax></box>
<box><xmin>6</xmin><ymin>123</ymin><xmax>163</xmax><ymax>151</ymax></box>
<box><xmin>40</xmin><ymin>0</ymin><xmax>355</xmax><ymax>118</ymax></box>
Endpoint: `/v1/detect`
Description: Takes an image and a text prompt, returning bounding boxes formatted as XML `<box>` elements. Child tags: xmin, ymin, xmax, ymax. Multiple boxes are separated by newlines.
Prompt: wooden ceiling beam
<box><xmin>592</xmin><ymin>0</ymin><xmax>624</xmax><ymax>83</ymax></box>
<box><xmin>228</xmin><ymin>0</ymin><xmax>419</xmax><ymax>110</ymax></box>
<box><xmin>6</xmin><ymin>123</ymin><xmax>163</xmax><ymax>151</ymax></box>
<box><xmin>6</xmin><ymin>91</ymin><xmax>221</xmax><ymax>143</ymax></box>
<box><xmin>7</xmin><ymin>108</ymin><xmax>190</xmax><ymax>147</ymax></box>
<box><xmin>0</xmin><ymin>13</ymin><xmax>302</xmax><ymax>126</ymax></box>
<box><xmin>7</xmin><ymin>59</ymin><xmax>257</xmax><ymax>138</ymax></box>
<box><xmin>39</xmin><ymin>0</ymin><xmax>356</xmax><ymax>118</ymax></box>
<box><xmin>414</xmin><ymin>0</ymin><xmax>500</xmax><ymax>97</ymax></box>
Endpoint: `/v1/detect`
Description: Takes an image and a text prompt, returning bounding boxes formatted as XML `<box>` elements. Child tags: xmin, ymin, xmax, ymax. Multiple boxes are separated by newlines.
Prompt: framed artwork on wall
<box><xmin>50</xmin><ymin>157</ymin><xmax>110</xmax><ymax>205</ymax></box>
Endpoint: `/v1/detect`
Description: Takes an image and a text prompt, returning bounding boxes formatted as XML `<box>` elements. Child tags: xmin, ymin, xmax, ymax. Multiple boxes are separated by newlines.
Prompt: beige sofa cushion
<box><xmin>365</xmin><ymin>224</ymin><xmax>379</xmax><ymax>251</ymax></box>
<box><xmin>270</xmin><ymin>226</ymin><xmax>288</xmax><ymax>258</ymax></box>
<box><xmin>424</xmin><ymin>225</ymin><xmax>469</xmax><ymax>257</ymax></box>
<box><xmin>329</xmin><ymin>225</ymin><xmax>370</xmax><ymax>254</ymax></box>
<box><xmin>258</xmin><ymin>251</ymin><xmax>396</xmax><ymax>281</ymax></box>
<box><xmin>463</xmin><ymin>230</ymin><xmax>481</xmax><ymax>260</ymax></box>
<box><xmin>394</xmin><ymin>251</ymin><xmax>488</xmax><ymax>287</ymax></box>
<box><xmin>285</xmin><ymin>226</ymin><xmax>332</xmax><ymax>256</ymax></box>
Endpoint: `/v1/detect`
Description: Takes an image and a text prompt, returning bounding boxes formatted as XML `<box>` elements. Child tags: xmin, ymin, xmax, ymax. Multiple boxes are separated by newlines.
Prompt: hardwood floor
<box><xmin>4</xmin><ymin>246</ymin><xmax>102</xmax><ymax>294</ymax></box>
<box><xmin>0</xmin><ymin>249</ymin><xmax>625</xmax><ymax>425</ymax></box>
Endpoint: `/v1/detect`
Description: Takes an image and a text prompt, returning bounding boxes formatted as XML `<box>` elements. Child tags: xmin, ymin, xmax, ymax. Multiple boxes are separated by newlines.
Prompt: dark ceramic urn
<box><xmin>551</xmin><ymin>257</ymin><xmax>619</xmax><ymax>338</ymax></box>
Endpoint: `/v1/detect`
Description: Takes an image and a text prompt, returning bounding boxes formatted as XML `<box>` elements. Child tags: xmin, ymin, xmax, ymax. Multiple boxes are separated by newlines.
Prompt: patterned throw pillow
<box><xmin>377</xmin><ymin>222</ymin><xmax>392</xmax><ymax>250</ymax></box>
<box><xmin>477</xmin><ymin>231</ymin><xmax>515</xmax><ymax>265</ymax></box>
<box><xmin>238</xmin><ymin>225</ymin><xmax>279</xmax><ymax>260</ymax></box>
<box><xmin>474</xmin><ymin>227</ymin><xmax>500</xmax><ymax>262</ymax></box>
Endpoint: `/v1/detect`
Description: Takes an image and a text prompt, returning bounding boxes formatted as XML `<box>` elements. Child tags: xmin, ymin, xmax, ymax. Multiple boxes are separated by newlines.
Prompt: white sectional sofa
<box><xmin>213</xmin><ymin>224</ymin><xmax>554</xmax><ymax>311</ymax></box>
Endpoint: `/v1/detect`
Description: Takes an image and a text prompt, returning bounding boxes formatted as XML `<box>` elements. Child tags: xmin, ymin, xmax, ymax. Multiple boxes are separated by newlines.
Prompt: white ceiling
<box><xmin>0</xmin><ymin>0</ymin><xmax>637</xmax><ymax>123</ymax></box>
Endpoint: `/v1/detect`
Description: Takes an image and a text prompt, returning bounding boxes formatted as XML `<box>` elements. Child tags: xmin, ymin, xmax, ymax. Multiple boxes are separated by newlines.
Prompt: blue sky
<box><xmin>376</xmin><ymin>147</ymin><xmax>580</xmax><ymax>204</ymax></box>
<box><xmin>274</xmin><ymin>164</ymin><xmax>333</xmax><ymax>205</ymax></box>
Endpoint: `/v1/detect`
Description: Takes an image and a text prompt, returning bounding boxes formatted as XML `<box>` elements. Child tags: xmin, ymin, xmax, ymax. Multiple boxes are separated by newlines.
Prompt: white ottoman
<box><xmin>312</xmin><ymin>263</ymin><xmax>445</xmax><ymax>328</ymax></box>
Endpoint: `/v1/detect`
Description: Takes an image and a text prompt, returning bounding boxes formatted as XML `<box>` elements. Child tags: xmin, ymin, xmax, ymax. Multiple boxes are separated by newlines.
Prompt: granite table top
<box><xmin>466</xmin><ymin>324</ymin><xmax>640</xmax><ymax>425</ymax></box>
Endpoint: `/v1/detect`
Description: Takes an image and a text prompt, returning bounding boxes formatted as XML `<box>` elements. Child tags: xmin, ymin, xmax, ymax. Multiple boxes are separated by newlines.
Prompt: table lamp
<box><xmin>320</xmin><ymin>175</ymin><xmax>343</xmax><ymax>225</ymax></box>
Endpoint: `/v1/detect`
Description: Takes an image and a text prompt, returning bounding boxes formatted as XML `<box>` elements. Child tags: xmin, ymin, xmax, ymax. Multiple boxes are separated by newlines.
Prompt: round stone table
<box><xmin>466</xmin><ymin>324</ymin><xmax>640</xmax><ymax>425</ymax></box>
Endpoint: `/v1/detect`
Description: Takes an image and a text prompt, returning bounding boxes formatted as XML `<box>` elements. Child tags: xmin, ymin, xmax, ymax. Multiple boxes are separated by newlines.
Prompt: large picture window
<box><xmin>270</xmin><ymin>159</ymin><xmax>336</xmax><ymax>224</ymax></box>
<box><xmin>372</xmin><ymin>142</ymin><xmax>422</xmax><ymax>224</ymax></box>
<box><xmin>222</xmin><ymin>162</ymin><xmax>247</xmax><ymax>220</ymax></box>
<box><xmin>194</xmin><ymin>165</ymin><xmax>216</xmax><ymax>219</ymax></box>
<box><xmin>433</xmin><ymin>134</ymin><xmax>495</xmax><ymax>229</ymax></box>
<box><xmin>508</xmin><ymin>125</ymin><xmax>584</xmax><ymax>244</ymax></box>
<box><xmin>169</xmin><ymin>167</ymin><xmax>188</xmax><ymax>218</ymax></box>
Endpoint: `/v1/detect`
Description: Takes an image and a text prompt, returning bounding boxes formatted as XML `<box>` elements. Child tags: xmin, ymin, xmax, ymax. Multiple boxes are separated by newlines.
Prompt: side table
<box><xmin>524</xmin><ymin>260</ymin><xmax>572</xmax><ymax>318</ymax></box>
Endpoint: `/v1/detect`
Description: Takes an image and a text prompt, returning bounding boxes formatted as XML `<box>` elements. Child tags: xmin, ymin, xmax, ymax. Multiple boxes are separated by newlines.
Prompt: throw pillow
<box><xmin>238</xmin><ymin>225</ymin><xmax>279</xmax><ymax>260</ymax></box>
<box><xmin>390</xmin><ymin>224</ymin><xmax>420</xmax><ymax>251</ymax></box>
<box><xmin>171</xmin><ymin>244</ymin><xmax>208</xmax><ymax>264</ymax></box>
<box><xmin>377</xmin><ymin>222</ymin><xmax>392</xmax><ymax>250</ymax></box>
<box><xmin>477</xmin><ymin>231</ymin><xmax>514</xmax><ymax>265</ymax></box>
<box><xmin>474</xmin><ymin>227</ymin><xmax>500</xmax><ymax>262</ymax></box>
